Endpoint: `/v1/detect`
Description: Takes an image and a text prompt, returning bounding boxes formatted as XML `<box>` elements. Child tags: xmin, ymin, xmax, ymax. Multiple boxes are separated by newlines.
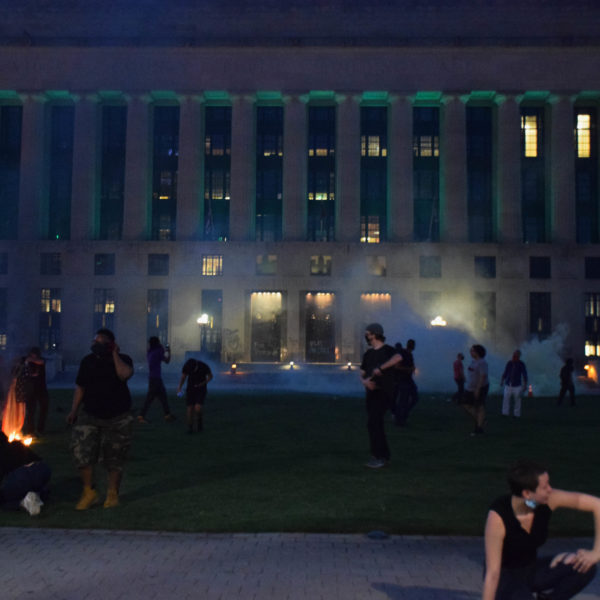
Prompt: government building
<box><xmin>1</xmin><ymin>0</ymin><xmax>600</xmax><ymax>369</ymax></box>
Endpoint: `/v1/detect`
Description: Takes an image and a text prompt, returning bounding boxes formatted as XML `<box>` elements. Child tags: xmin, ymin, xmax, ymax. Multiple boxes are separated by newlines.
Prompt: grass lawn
<box><xmin>2</xmin><ymin>387</ymin><xmax>599</xmax><ymax>536</ymax></box>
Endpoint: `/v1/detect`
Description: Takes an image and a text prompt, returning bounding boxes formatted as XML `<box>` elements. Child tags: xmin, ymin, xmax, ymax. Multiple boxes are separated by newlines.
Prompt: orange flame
<box><xmin>1</xmin><ymin>380</ymin><xmax>27</xmax><ymax>443</ymax></box>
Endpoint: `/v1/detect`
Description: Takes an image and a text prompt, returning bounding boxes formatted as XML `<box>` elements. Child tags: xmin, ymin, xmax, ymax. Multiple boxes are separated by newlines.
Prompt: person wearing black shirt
<box><xmin>177</xmin><ymin>358</ymin><xmax>213</xmax><ymax>433</ymax></box>
<box><xmin>483</xmin><ymin>459</ymin><xmax>600</xmax><ymax>599</ymax></box>
<box><xmin>67</xmin><ymin>328</ymin><xmax>134</xmax><ymax>510</ymax></box>
<box><xmin>0</xmin><ymin>431</ymin><xmax>50</xmax><ymax>515</ymax></box>
<box><xmin>359</xmin><ymin>323</ymin><xmax>402</xmax><ymax>469</ymax></box>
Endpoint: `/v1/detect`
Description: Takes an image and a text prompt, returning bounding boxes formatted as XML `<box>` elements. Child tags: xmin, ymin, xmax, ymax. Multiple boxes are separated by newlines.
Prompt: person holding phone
<box><xmin>67</xmin><ymin>328</ymin><xmax>134</xmax><ymax>510</ymax></box>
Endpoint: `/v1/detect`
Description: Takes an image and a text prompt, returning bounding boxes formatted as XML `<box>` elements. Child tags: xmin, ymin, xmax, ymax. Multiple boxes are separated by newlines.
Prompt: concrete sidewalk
<box><xmin>2</xmin><ymin>529</ymin><xmax>600</xmax><ymax>600</ymax></box>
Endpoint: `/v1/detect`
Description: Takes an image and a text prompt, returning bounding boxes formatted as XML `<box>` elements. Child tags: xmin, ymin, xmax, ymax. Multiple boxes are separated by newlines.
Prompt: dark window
<box><xmin>474</xmin><ymin>256</ymin><xmax>496</xmax><ymax>278</ymax></box>
<box><xmin>419</xmin><ymin>255</ymin><xmax>441</xmax><ymax>278</ymax></box>
<box><xmin>148</xmin><ymin>253</ymin><xmax>169</xmax><ymax>276</ymax></box>
<box><xmin>0</xmin><ymin>105</ymin><xmax>22</xmax><ymax>240</ymax></box>
<box><xmin>41</xmin><ymin>252</ymin><xmax>61</xmax><ymax>275</ymax></box>
<box><xmin>151</xmin><ymin>106</ymin><xmax>179</xmax><ymax>241</ymax></box>
<box><xmin>585</xmin><ymin>257</ymin><xmax>600</xmax><ymax>279</ymax></box>
<box><xmin>585</xmin><ymin>293</ymin><xmax>600</xmax><ymax>355</ymax></box>
<box><xmin>99</xmin><ymin>105</ymin><xmax>127</xmax><ymax>240</ymax></box>
<box><xmin>94</xmin><ymin>253</ymin><xmax>115</xmax><ymax>275</ymax></box>
<box><xmin>255</xmin><ymin>106</ymin><xmax>283</xmax><ymax>241</ymax></box>
<box><xmin>520</xmin><ymin>106</ymin><xmax>547</xmax><ymax>243</ymax></box>
<box><xmin>360</xmin><ymin>106</ymin><xmax>387</xmax><ymax>243</ymax></box>
<box><xmin>413</xmin><ymin>107</ymin><xmax>440</xmax><ymax>242</ymax></box>
<box><xmin>147</xmin><ymin>289</ymin><xmax>169</xmax><ymax>344</ymax></box>
<box><xmin>466</xmin><ymin>106</ymin><xmax>494</xmax><ymax>242</ymax></box>
<box><xmin>529</xmin><ymin>256</ymin><xmax>551</xmax><ymax>279</ymax></box>
<box><xmin>0</xmin><ymin>252</ymin><xmax>8</xmax><ymax>275</ymax></box>
<box><xmin>200</xmin><ymin>289</ymin><xmax>222</xmax><ymax>359</ymax></box>
<box><xmin>256</xmin><ymin>254</ymin><xmax>277</xmax><ymax>275</ymax></box>
<box><xmin>204</xmin><ymin>106</ymin><xmax>231</xmax><ymax>241</ymax></box>
<box><xmin>575</xmin><ymin>107</ymin><xmax>598</xmax><ymax>243</ymax></box>
<box><xmin>530</xmin><ymin>292</ymin><xmax>551</xmax><ymax>338</ymax></box>
<box><xmin>307</xmin><ymin>106</ymin><xmax>335</xmax><ymax>241</ymax></box>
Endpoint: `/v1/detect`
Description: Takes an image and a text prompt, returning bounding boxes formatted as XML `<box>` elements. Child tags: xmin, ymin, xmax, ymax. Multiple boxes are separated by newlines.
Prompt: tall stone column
<box><xmin>18</xmin><ymin>94</ymin><xmax>46</xmax><ymax>240</ymax></box>
<box><xmin>336</xmin><ymin>95</ymin><xmax>360</xmax><ymax>243</ymax></box>
<box><xmin>388</xmin><ymin>96</ymin><xmax>413</xmax><ymax>242</ymax></box>
<box><xmin>550</xmin><ymin>95</ymin><xmax>576</xmax><ymax>243</ymax></box>
<box><xmin>123</xmin><ymin>95</ymin><xmax>151</xmax><ymax>240</ymax></box>
<box><xmin>496</xmin><ymin>95</ymin><xmax>522</xmax><ymax>243</ymax></box>
<box><xmin>282</xmin><ymin>96</ymin><xmax>307</xmax><ymax>241</ymax></box>
<box><xmin>71</xmin><ymin>95</ymin><xmax>98</xmax><ymax>241</ymax></box>
<box><xmin>176</xmin><ymin>95</ymin><xmax>203</xmax><ymax>240</ymax></box>
<box><xmin>229</xmin><ymin>95</ymin><xmax>254</xmax><ymax>241</ymax></box>
<box><xmin>440</xmin><ymin>96</ymin><xmax>467</xmax><ymax>242</ymax></box>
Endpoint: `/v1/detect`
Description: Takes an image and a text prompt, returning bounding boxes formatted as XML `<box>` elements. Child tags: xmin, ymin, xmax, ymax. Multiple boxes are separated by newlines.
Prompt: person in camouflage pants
<box><xmin>67</xmin><ymin>329</ymin><xmax>134</xmax><ymax>510</ymax></box>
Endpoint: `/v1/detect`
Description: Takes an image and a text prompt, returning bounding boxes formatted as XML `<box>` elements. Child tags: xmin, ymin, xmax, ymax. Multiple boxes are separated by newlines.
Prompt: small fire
<box><xmin>8</xmin><ymin>432</ymin><xmax>33</xmax><ymax>446</ymax></box>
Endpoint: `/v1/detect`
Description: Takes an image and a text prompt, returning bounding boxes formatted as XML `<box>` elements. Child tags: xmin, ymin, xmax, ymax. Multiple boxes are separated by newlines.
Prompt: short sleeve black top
<box><xmin>360</xmin><ymin>344</ymin><xmax>399</xmax><ymax>395</ymax></box>
<box><xmin>182</xmin><ymin>359</ymin><xmax>212</xmax><ymax>394</ymax></box>
<box><xmin>490</xmin><ymin>494</ymin><xmax>552</xmax><ymax>569</ymax></box>
<box><xmin>75</xmin><ymin>353</ymin><xmax>133</xmax><ymax>419</ymax></box>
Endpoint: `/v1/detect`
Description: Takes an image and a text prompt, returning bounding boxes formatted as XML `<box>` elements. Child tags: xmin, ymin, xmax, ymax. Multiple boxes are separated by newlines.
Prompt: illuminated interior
<box><xmin>522</xmin><ymin>115</ymin><xmax>538</xmax><ymax>157</ymax></box>
<box><xmin>577</xmin><ymin>113</ymin><xmax>591</xmax><ymax>158</ymax></box>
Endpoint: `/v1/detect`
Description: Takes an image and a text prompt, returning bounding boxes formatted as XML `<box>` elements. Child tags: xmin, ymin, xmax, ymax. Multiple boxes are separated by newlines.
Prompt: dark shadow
<box><xmin>372</xmin><ymin>582</ymin><xmax>478</xmax><ymax>599</ymax></box>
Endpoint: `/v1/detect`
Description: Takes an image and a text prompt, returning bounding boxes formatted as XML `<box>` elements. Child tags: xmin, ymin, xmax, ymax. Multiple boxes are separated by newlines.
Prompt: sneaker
<box><xmin>164</xmin><ymin>414</ymin><xmax>176</xmax><ymax>422</ymax></box>
<box><xmin>20</xmin><ymin>491</ymin><xmax>43</xmax><ymax>516</ymax></box>
<box><xmin>137</xmin><ymin>415</ymin><xmax>150</xmax><ymax>424</ymax></box>
<box><xmin>365</xmin><ymin>458</ymin><xmax>386</xmax><ymax>469</ymax></box>
<box><xmin>103</xmin><ymin>490</ymin><xmax>119</xmax><ymax>509</ymax></box>
<box><xmin>75</xmin><ymin>487</ymin><xmax>99</xmax><ymax>510</ymax></box>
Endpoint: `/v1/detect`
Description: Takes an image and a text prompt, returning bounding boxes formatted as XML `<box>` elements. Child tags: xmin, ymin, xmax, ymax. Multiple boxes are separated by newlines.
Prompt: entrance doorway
<box><xmin>304</xmin><ymin>292</ymin><xmax>336</xmax><ymax>362</ymax></box>
<box><xmin>250</xmin><ymin>292</ymin><xmax>283</xmax><ymax>361</ymax></box>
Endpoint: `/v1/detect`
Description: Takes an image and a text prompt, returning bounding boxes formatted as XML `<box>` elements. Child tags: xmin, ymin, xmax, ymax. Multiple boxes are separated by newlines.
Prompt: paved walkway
<box><xmin>2</xmin><ymin>529</ymin><xmax>600</xmax><ymax>600</ymax></box>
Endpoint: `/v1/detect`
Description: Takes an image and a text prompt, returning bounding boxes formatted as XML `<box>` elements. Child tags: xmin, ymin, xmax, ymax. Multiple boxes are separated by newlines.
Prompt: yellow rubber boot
<box><xmin>103</xmin><ymin>489</ymin><xmax>119</xmax><ymax>508</ymax></box>
<box><xmin>75</xmin><ymin>486</ymin><xmax>99</xmax><ymax>510</ymax></box>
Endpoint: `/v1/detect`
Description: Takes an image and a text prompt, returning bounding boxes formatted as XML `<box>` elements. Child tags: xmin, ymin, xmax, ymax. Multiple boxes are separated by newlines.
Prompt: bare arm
<box><xmin>372</xmin><ymin>352</ymin><xmax>403</xmax><ymax>378</ymax></box>
<box><xmin>112</xmin><ymin>345</ymin><xmax>133</xmax><ymax>381</ymax></box>
<box><xmin>67</xmin><ymin>385</ymin><xmax>85</xmax><ymax>424</ymax></box>
<box><xmin>482</xmin><ymin>510</ymin><xmax>505</xmax><ymax>600</ymax></box>
<box><xmin>548</xmin><ymin>489</ymin><xmax>600</xmax><ymax>572</ymax></box>
<box><xmin>177</xmin><ymin>373</ymin><xmax>187</xmax><ymax>394</ymax></box>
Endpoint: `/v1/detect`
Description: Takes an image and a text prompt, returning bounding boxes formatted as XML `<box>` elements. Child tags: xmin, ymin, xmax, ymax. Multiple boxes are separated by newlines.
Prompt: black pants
<box><xmin>140</xmin><ymin>378</ymin><xmax>171</xmax><ymax>417</ymax></box>
<box><xmin>496</xmin><ymin>556</ymin><xmax>596</xmax><ymax>600</ymax></box>
<box><xmin>366</xmin><ymin>389</ymin><xmax>390</xmax><ymax>461</ymax></box>
<box><xmin>558</xmin><ymin>383</ymin><xmax>575</xmax><ymax>406</ymax></box>
<box><xmin>23</xmin><ymin>393</ymin><xmax>48</xmax><ymax>435</ymax></box>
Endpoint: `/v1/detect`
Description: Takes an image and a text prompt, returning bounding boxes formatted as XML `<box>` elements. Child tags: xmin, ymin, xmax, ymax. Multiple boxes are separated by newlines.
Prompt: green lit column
<box><xmin>123</xmin><ymin>94</ymin><xmax>151</xmax><ymax>240</ymax></box>
<box><xmin>388</xmin><ymin>95</ymin><xmax>413</xmax><ymax>242</ymax></box>
<box><xmin>440</xmin><ymin>95</ymin><xmax>467</xmax><ymax>242</ymax></box>
<box><xmin>229</xmin><ymin>95</ymin><xmax>254</xmax><ymax>241</ymax></box>
<box><xmin>336</xmin><ymin>94</ymin><xmax>360</xmax><ymax>242</ymax></box>
<box><xmin>282</xmin><ymin>95</ymin><xmax>307</xmax><ymax>241</ymax></box>
<box><xmin>549</xmin><ymin>95</ymin><xmax>576</xmax><ymax>243</ymax></box>
<box><xmin>71</xmin><ymin>94</ymin><xmax>98</xmax><ymax>241</ymax></box>
<box><xmin>496</xmin><ymin>95</ymin><xmax>522</xmax><ymax>243</ymax></box>
<box><xmin>176</xmin><ymin>95</ymin><xmax>203</xmax><ymax>240</ymax></box>
<box><xmin>18</xmin><ymin>94</ymin><xmax>46</xmax><ymax>240</ymax></box>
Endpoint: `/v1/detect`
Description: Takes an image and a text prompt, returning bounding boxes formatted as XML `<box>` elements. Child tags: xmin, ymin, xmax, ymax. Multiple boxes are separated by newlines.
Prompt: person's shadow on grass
<box><xmin>372</xmin><ymin>582</ymin><xmax>478</xmax><ymax>599</ymax></box>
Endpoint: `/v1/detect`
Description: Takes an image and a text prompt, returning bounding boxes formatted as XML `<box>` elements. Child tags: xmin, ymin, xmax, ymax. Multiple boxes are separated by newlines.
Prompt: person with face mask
<box><xmin>359</xmin><ymin>323</ymin><xmax>402</xmax><ymax>469</ymax></box>
<box><xmin>66</xmin><ymin>328</ymin><xmax>134</xmax><ymax>510</ymax></box>
<box><xmin>483</xmin><ymin>459</ymin><xmax>600</xmax><ymax>599</ymax></box>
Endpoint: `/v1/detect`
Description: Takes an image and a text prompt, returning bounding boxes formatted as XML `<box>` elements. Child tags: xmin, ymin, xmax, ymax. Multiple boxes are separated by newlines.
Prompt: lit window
<box><xmin>360</xmin><ymin>216</ymin><xmax>380</xmax><ymax>243</ymax></box>
<box><xmin>310</xmin><ymin>255</ymin><xmax>332</xmax><ymax>276</ymax></box>
<box><xmin>522</xmin><ymin>115</ymin><xmax>538</xmax><ymax>157</ymax></box>
<box><xmin>41</xmin><ymin>288</ymin><xmax>62</xmax><ymax>313</ymax></box>
<box><xmin>577</xmin><ymin>113</ymin><xmax>591</xmax><ymax>158</ymax></box>
<box><xmin>202</xmin><ymin>255</ymin><xmax>223</xmax><ymax>276</ymax></box>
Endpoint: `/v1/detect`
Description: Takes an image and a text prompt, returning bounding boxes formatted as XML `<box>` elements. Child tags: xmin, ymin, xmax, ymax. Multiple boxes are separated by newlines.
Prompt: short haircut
<box><xmin>96</xmin><ymin>328</ymin><xmax>115</xmax><ymax>342</ymax></box>
<box><xmin>472</xmin><ymin>344</ymin><xmax>486</xmax><ymax>358</ymax></box>
<box><xmin>507</xmin><ymin>459</ymin><xmax>547</xmax><ymax>496</ymax></box>
<box><xmin>148</xmin><ymin>336</ymin><xmax>161</xmax><ymax>349</ymax></box>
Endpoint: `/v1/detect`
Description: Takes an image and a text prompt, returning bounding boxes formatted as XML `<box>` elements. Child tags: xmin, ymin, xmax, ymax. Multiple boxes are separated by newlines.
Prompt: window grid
<box><xmin>202</xmin><ymin>255</ymin><xmax>223</xmax><ymax>276</ymax></box>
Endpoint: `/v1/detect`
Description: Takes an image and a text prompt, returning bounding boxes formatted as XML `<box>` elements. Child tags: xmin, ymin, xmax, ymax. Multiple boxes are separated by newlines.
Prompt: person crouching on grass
<box><xmin>483</xmin><ymin>458</ymin><xmax>600</xmax><ymax>599</ymax></box>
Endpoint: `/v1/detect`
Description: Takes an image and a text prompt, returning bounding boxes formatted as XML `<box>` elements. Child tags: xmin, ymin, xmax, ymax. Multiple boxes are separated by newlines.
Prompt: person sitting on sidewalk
<box><xmin>0</xmin><ymin>431</ymin><xmax>51</xmax><ymax>516</ymax></box>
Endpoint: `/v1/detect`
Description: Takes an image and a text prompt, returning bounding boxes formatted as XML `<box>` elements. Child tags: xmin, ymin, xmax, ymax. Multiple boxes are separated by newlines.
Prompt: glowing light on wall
<box><xmin>430</xmin><ymin>315</ymin><xmax>447</xmax><ymax>327</ymax></box>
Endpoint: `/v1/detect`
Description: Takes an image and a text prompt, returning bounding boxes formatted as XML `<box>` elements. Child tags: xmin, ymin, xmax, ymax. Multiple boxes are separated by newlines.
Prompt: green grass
<box><xmin>3</xmin><ymin>388</ymin><xmax>599</xmax><ymax>536</ymax></box>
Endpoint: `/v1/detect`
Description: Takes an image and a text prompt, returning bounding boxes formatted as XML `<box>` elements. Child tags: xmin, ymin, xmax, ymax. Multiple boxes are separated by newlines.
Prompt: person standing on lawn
<box><xmin>500</xmin><ymin>349</ymin><xmax>528</xmax><ymax>418</ymax></box>
<box><xmin>177</xmin><ymin>357</ymin><xmax>212</xmax><ymax>433</ymax></box>
<box><xmin>360</xmin><ymin>323</ymin><xmax>402</xmax><ymax>469</ymax></box>
<box><xmin>557</xmin><ymin>358</ymin><xmax>576</xmax><ymax>407</ymax></box>
<box><xmin>67</xmin><ymin>328</ymin><xmax>134</xmax><ymax>510</ymax></box>
<box><xmin>483</xmin><ymin>458</ymin><xmax>600</xmax><ymax>599</ymax></box>
<box><xmin>452</xmin><ymin>352</ymin><xmax>465</xmax><ymax>403</ymax></box>
<box><xmin>460</xmin><ymin>343</ymin><xmax>489</xmax><ymax>435</ymax></box>
<box><xmin>137</xmin><ymin>337</ymin><xmax>176</xmax><ymax>424</ymax></box>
